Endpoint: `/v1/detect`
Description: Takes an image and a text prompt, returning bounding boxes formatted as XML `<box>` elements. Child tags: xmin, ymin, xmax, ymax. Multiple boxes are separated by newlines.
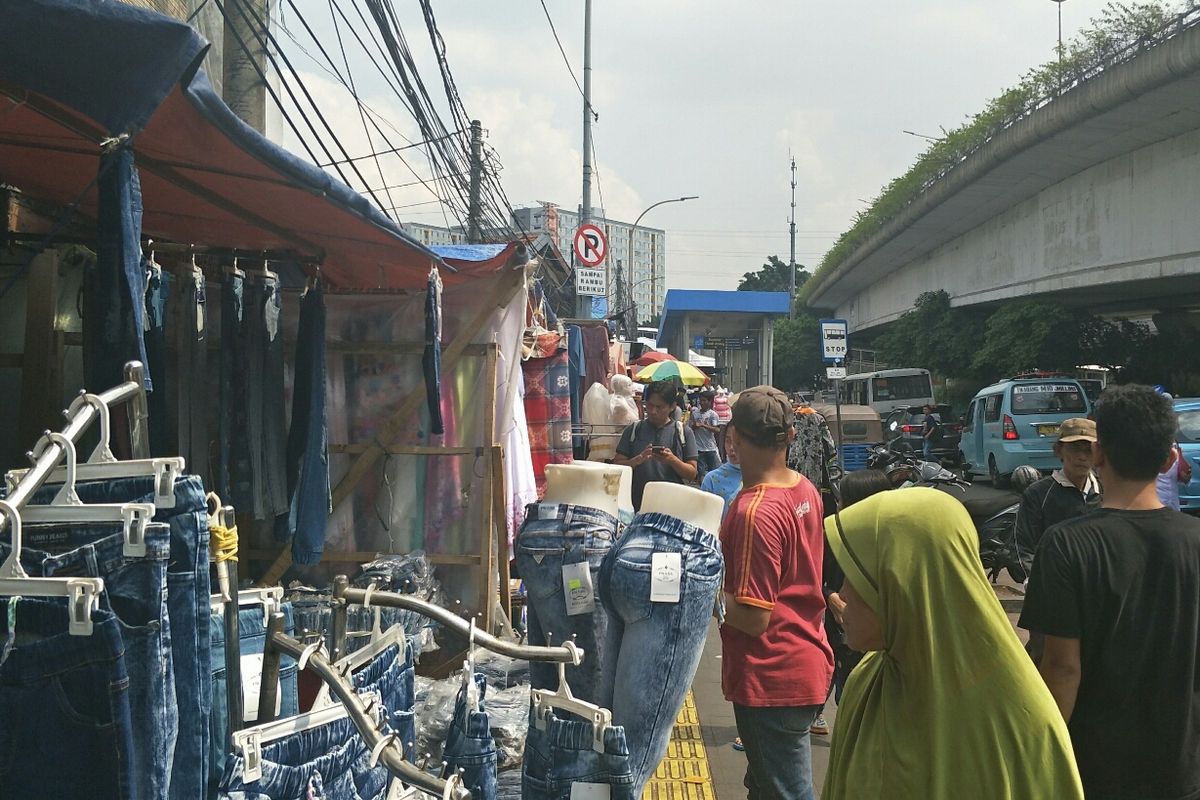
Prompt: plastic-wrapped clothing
<box><xmin>609</xmin><ymin>375</ymin><xmax>639</xmax><ymax>428</ymax></box>
<box><xmin>583</xmin><ymin>382</ymin><xmax>615</xmax><ymax>461</ymax></box>
<box><xmin>414</xmin><ymin>668</ymin><xmax>532</xmax><ymax>770</ymax></box>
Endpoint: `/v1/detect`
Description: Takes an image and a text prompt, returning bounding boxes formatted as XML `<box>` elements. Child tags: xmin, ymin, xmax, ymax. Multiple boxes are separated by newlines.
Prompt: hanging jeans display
<box><xmin>514</xmin><ymin>502</ymin><xmax>619</xmax><ymax>703</ymax></box>
<box><xmin>50</xmin><ymin>475</ymin><xmax>213</xmax><ymax>800</ymax></box>
<box><xmin>242</xmin><ymin>276</ymin><xmax>288</xmax><ymax>520</ymax></box>
<box><xmin>276</xmin><ymin>284</ymin><xmax>329</xmax><ymax>564</ymax></box>
<box><xmin>597</xmin><ymin>512</ymin><xmax>724</xmax><ymax>796</ymax></box>
<box><xmin>0</xmin><ymin>600</ymin><xmax>136</xmax><ymax>800</ymax></box>
<box><xmin>219</xmin><ymin>269</ymin><xmax>252</xmax><ymax>508</ymax></box>
<box><xmin>522</xmin><ymin>703</ymin><xmax>636</xmax><ymax>799</ymax></box>
<box><xmin>144</xmin><ymin>265</ymin><xmax>173</xmax><ymax>457</ymax></box>
<box><xmin>2</xmin><ymin>522</ymin><xmax>174</xmax><ymax>800</ymax></box>
<box><xmin>208</xmin><ymin>604</ymin><xmax>301</xmax><ymax>796</ymax></box>
<box><xmin>423</xmin><ymin>268</ymin><xmax>445</xmax><ymax>436</ymax></box>
<box><xmin>324</xmin><ymin>641</ymin><xmax>417</xmax><ymax>762</ymax></box>
<box><xmin>443</xmin><ymin>673</ymin><xmax>498</xmax><ymax>800</ymax></box>
<box><xmin>167</xmin><ymin>266</ymin><xmax>209</xmax><ymax>481</ymax></box>
<box><xmin>85</xmin><ymin>140</ymin><xmax>151</xmax><ymax>393</ymax></box>
<box><xmin>565</xmin><ymin>325</ymin><xmax>585</xmax><ymax>458</ymax></box>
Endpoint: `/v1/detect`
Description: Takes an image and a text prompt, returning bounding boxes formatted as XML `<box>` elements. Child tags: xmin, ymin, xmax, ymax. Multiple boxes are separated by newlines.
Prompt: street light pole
<box><xmin>628</xmin><ymin>195</ymin><xmax>698</xmax><ymax>328</ymax></box>
<box><xmin>1051</xmin><ymin>0</ymin><xmax>1067</xmax><ymax>92</ymax></box>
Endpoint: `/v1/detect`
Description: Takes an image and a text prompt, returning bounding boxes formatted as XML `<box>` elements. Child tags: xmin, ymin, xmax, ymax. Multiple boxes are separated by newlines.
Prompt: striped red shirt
<box><xmin>719</xmin><ymin>473</ymin><xmax>833</xmax><ymax>707</ymax></box>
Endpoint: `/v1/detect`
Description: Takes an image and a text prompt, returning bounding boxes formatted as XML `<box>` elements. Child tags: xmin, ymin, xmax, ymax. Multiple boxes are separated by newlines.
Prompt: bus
<box><xmin>841</xmin><ymin>368</ymin><xmax>936</xmax><ymax>415</ymax></box>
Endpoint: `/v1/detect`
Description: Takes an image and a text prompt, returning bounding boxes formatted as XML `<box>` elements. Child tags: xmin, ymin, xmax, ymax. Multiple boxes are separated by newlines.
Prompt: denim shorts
<box><xmin>597</xmin><ymin>512</ymin><xmax>724</xmax><ymax>796</ymax></box>
<box><xmin>444</xmin><ymin>673</ymin><xmax>497</xmax><ymax>800</ymax></box>
<box><xmin>10</xmin><ymin>521</ymin><xmax>176</xmax><ymax>800</ymax></box>
<box><xmin>514</xmin><ymin>502</ymin><xmax>618</xmax><ymax>703</ymax></box>
<box><xmin>522</xmin><ymin>703</ymin><xmax>635</xmax><ymax>799</ymax></box>
<box><xmin>0</xmin><ymin>599</ymin><xmax>135</xmax><ymax>799</ymax></box>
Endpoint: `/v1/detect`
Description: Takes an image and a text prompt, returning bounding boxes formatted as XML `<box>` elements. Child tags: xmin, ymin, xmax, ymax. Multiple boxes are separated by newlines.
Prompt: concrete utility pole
<box><xmin>789</xmin><ymin>155</ymin><xmax>797</xmax><ymax>313</ymax></box>
<box><xmin>577</xmin><ymin>0</ymin><xmax>594</xmax><ymax>318</ymax></box>
<box><xmin>1052</xmin><ymin>0</ymin><xmax>1067</xmax><ymax>92</ymax></box>
<box><xmin>222</xmin><ymin>0</ymin><xmax>270</xmax><ymax>134</ymax></box>
<box><xmin>467</xmin><ymin>119</ymin><xmax>484</xmax><ymax>243</ymax></box>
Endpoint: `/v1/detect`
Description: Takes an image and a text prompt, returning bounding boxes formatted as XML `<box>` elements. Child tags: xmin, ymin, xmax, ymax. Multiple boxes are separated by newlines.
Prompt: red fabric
<box><xmin>632</xmin><ymin>350</ymin><xmax>676</xmax><ymax>367</ymax></box>
<box><xmin>521</xmin><ymin>349</ymin><xmax>573</xmax><ymax>495</ymax></box>
<box><xmin>719</xmin><ymin>475</ymin><xmax>833</xmax><ymax>707</ymax></box>
<box><xmin>581</xmin><ymin>325</ymin><xmax>610</xmax><ymax>393</ymax></box>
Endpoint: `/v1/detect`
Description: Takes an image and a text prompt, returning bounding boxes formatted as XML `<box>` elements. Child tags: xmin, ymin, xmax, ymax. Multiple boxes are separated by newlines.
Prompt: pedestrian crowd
<box><xmin>611</xmin><ymin>379</ymin><xmax>1200</xmax><ymax>799</ymax></box>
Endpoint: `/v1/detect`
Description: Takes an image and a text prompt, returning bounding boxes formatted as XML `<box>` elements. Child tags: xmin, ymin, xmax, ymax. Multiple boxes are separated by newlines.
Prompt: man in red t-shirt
<box><xmin>720</xmin><ymin>385</ymin><xmax>833</xmax><ymax>800</ymax></box>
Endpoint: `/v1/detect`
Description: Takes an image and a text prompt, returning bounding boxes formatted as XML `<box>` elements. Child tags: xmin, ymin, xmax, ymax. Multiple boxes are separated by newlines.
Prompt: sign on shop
<box><xmin>575</xmin><ymin>268</ymin><xmax>607</xmax><ymax>297</ymax></box>
<box><xmin>819</xmin><ymin>318</ymin><xmax>848</xmax><ymax>363</ymax></box>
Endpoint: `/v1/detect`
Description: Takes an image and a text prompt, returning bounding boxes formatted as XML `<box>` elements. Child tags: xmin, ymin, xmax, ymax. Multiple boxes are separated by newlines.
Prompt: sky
<box><xmin>273</xmin><ymin>0</ymin><xmax>1142</xmax><ymax>291</ymax></box>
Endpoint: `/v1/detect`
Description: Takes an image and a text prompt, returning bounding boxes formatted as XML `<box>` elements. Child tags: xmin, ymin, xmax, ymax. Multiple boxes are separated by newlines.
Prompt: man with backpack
<box><xmin>614</xmin><ymin>379</ymin><xmax>699</xmax><ymax>510</ymax></box>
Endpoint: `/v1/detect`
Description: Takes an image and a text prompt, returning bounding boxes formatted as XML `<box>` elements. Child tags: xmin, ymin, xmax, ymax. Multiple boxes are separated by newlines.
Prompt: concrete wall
<box><xmin>842</xmin><ymin>126</ymin><xmax>1200</xmax><ymax>331</ymax></box>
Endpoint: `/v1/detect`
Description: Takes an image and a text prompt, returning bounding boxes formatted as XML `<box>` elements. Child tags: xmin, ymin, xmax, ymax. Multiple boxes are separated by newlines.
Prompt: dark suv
<box><xmin>893</xmin><ymin>404</ymin><xmax>963</xmax><ymax>465</ymax></box>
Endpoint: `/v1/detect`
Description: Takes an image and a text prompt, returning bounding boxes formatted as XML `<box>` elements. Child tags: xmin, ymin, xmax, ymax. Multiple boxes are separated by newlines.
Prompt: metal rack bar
<box><xmin>333</xmin><ymin>578</ymin><xmax>582</xmax><ymax>665</ymax></box>
<box><xmin>1</xmin><ymin>361</ymin><xmax>148</xmax><ymax>534</ymax></box>
<box><xmin>263</xmin><ymin>621</ymin><xmax>469</xmax><ymax>800</ymax></box>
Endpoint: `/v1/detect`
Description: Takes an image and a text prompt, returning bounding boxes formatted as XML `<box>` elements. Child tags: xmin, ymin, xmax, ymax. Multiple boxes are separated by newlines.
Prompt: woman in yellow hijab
<box><xmin>823</xmin><ymin>487</ymin><xmax>1083</xmax><ymax>799</ymax></box>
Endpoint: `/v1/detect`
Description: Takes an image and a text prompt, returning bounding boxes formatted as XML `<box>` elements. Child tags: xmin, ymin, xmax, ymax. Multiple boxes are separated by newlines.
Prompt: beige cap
<box><xmin>1058</xmin><ymin>418</ymin><xmax>1097</xmax><ymax>443</ymax></box>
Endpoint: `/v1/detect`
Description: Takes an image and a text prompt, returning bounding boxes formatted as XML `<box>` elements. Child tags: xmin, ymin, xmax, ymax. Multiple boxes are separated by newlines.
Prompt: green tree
<box><xmin>971</xmin><ymin>300</ymin><xmax>1087</xmax><ymax>378</ymax></box>
<box><xmin>738</xmin><ymin>256</ymin><xmax>807</xmax><ymax>296</ymax></box>
<box><xmin>875</xmin><ymin>290</ymin><xmax>987</xmax><ymax>381</ymax></box>
<box><xmin>772</xmin><ymin>310</ymin><xmax>825</xmax><ymax>392</ymax></box>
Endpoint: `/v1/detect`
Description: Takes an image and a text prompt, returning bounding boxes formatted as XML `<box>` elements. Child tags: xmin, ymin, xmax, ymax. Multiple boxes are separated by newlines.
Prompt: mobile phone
<box><xmin>652</xmin><ymin>446</ymin><xmax>670</xmax><ymax>455</ymax></box>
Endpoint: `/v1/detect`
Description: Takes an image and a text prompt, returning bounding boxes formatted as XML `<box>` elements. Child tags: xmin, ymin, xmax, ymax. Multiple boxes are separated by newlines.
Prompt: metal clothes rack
<box><xmin>1</xmin><ymin>361</ymin><xmax>149</xmax><ymax>536</ymax></box>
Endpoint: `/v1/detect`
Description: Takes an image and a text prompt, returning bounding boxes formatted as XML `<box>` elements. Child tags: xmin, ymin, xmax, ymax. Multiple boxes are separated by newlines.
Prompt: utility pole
<box><xmin>789</xmin><ymin>155</ymin><xmax>797</xmax><ymax>314</ymax></box>
<box><xmin>222</xmin><ymin>0</ymin><xmax>271</xmax><ymax>133</ymax></box>
<box><xmin>577</xmin><ymin>0</ymin><xmax>594</xmax><ymax>319</ymax></box>
<box><xmin>467</xmin><ymin>119</ymin><xmax>483</xmax><ymax>243</ymax></box>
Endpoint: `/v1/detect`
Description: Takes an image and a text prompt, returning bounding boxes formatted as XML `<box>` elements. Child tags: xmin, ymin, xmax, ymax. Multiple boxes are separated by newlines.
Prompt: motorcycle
<box><xmin>868</xmin><ymin>419</ymin><xmax>1026</xmax><ymax>583</ymax></box>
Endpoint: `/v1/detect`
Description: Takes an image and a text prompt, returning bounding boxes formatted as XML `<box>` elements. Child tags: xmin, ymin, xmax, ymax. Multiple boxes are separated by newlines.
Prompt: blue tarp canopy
<box><xmin>0</xmin><ymin>0</ymin><xmax>519</xmax><ymax>288</ymax></box>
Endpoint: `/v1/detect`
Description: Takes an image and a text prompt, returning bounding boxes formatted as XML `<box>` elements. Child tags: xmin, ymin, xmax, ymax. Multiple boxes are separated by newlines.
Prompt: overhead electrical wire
<box><xmin>538</xmin><ymin>0</ymin><xmax>597</xmax><ymax>121</ymax></box>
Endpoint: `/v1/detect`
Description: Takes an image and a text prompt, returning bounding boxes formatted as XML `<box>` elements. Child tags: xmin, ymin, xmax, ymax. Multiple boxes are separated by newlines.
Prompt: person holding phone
<box><xmin>614</xmin><ymin>380</ymin><xmax>699</xmax><ymax>510</ymax></box>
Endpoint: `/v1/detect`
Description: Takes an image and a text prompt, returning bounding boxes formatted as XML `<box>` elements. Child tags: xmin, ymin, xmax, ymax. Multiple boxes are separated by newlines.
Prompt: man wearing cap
<box><xmin>719</xmin><ymin>385</ymin><xmax>833</xmax><ymax>800</ymax></box>
<box><xmin>1014</xmin><ymin>418</ymin><xmax>1103</xmax><ymax>583</ymax></box>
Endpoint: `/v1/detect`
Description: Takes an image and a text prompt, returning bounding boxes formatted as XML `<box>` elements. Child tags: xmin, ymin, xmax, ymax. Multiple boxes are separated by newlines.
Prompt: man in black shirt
<box><xmin>1020</xmin><ymin>385</ymin><xmax>1200</xmax><ymax>800</ymax></box>
<box><xmin>613</xmin><ymin>379</ymin><xmax>699</xmax><ymax>509</ymax></box>
<box><xmin>1013</xmin><ymin>417</ymin><xmax>1103</xmax><ymax>582</ymax></box>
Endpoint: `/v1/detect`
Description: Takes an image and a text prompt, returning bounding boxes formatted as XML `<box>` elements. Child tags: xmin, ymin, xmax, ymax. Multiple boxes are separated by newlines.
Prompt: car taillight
<box><xmin>1003</xmin><ymin>415</ymin><xmax>1019</xmax><ymax>440</ymax></box>
<box><xmin>902</xmin><ymin>425</ymin><xmax>916</xmax><ymax>433</ymax></box>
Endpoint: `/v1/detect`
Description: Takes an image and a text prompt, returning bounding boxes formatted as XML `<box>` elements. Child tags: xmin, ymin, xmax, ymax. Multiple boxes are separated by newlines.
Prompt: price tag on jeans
<box><xmin>650</xmin><ymin>552</ymin><xmax>682</xmax><ymax>603</ymax></box>
<box><xmin>538</xmin><ymin>503</ymin><xmax>560</xmax><ymax>520</ymax></box>
<box><xmin>240</xmin><ymin>653</ymin><xmax>282</xmax><ymax>722</ymax></box>
<box><xmin>562</xmin><ymin>561</ymin><xmax>595</xmax><ymax>616</ymax></box>
<box><xmin>571</xmin><ymin>784</ymin><xmax>611</xmax><ymax>800</ymax></box>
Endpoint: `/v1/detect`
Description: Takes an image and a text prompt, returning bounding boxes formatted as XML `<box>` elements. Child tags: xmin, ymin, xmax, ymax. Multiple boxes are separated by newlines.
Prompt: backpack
<box><xmin>927</xmin><ymin>414</ymin><xmax>944</xmax><ymax>442</ymax></box>
<box><xmin>632</xmin><ymin>420</ymin><xmax>686</xmax><ymax>455</ymax></box>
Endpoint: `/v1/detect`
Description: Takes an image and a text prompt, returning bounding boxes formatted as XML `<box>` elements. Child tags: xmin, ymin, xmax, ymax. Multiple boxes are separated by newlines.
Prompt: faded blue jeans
<box><xmin>597</xmin><ymin>512</ymin><xmax>724</xmax><ymax>796</ymax></box>
<box><xmin>348</xmin><ymin>642</ymin><xmax>416</xmax><ymax>763</ymax></box>
<box><xmin>514</xmin><ymin>502</ymin><xmax>619</xmax><ymax>703</ymax></box>
<box><xmin>0</xmin><ymin>600</ymin><xmax>136</xmax><ymax>799</ymax></box>
<box><xmin>444</xmin><ymin>673</ymin><xmax>497</xmax><ymax>800</ymax></box>
<box><xmin>522</xmin><ymin>703</ymin><xmax>636</xmax><ymax>799</ymax></box>
<box><xmin>734</xmin><ymin>703</ymin><xmax>821</xmax><ymax>800</ymax></box>
<box><xmin>7</xmin><ymin>521</ymin><xmax>175</xmax><ymax>800</ymax></box>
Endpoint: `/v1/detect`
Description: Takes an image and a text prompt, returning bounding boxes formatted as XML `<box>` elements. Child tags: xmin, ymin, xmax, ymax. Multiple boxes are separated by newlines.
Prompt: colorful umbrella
<box><xmin>634</xmin><ymin>360</ymin><xmax>711</xmax><ymax>387</ymax></box>
<box><xmin>632</xmin><ymin>350</ymin><xmax>677</xmax><ymax>367</ymax></box>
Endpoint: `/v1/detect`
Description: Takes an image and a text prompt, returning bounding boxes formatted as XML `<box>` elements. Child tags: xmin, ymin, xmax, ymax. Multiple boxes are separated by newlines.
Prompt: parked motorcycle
<box><xmin>868</xmin><ymin>420</ymin><xmax>1027</xmax><ymax>582</ymax></box>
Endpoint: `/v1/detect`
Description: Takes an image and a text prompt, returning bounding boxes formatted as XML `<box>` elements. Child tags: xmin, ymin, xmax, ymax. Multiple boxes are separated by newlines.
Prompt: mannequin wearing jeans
<box><xmin>597</xmin><ymin>482</ymin><xmax>725</xmax><ymax>796</ymax></box>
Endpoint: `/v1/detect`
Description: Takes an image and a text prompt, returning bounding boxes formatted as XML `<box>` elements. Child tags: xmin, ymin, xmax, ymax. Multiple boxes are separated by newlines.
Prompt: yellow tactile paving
<box><xmin>642</xmin><ymin>692</ymin><xmax>717</xmax><ymax>800</ymax></box>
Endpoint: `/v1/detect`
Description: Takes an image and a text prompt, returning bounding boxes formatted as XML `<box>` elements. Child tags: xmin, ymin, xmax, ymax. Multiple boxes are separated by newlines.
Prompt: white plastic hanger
<box><xmin>530</xmin><ymin>640</ymin><xmax>612</xmax><ymax>753</ymax></box>
<box><xmin>312</xmin><ymin>583</ymin><xmax>408</xmax><ymax>709</ymax></box>
<box><xmin>461</xmin><ymin>615</ymin><xmax>480</xmax><ymax>714</ymax></box>
<box><xmin>233</xmin><ymin>690</ymin><xmax>382</xmax><ymax>782</ymax></box>
<box><xmin>0</xmin><ymin>499</ymin><xmax>104</xmax><ymax>636</ymax></box>
<box><xmin>208</xmin><ymin>586</ymin><xmax>284</xmax><ymax>625</ymax></box>
<box><xmin>18</xmin><ymin>433</ymin><xmax>154</xmax><ymax>558</ymax></box>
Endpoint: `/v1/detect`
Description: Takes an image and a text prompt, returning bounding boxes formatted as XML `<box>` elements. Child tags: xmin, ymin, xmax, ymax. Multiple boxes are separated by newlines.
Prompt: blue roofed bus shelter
<box><xmin>657</xmin><ymin>290</ymin><xmax>791</xmax><ymax>391</ymax></box>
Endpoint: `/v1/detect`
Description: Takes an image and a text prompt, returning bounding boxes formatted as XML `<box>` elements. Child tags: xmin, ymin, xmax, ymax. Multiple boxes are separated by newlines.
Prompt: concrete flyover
<box><xmin>805</xmin><ymin>18</ymin><xmax>1200</xmax><ymax>333</ymax></box>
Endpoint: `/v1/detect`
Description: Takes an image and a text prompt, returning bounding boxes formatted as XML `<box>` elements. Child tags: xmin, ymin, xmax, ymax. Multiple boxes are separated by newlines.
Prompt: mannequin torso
<box><xmin>542</xmin><ymin>464</ymin><xmax>623</xmax><ymax>517</ymax></box>
<box><xmin>640</xmin><ymin>482</ymin><xmax>723</xmax><ymax>536</ymax></box>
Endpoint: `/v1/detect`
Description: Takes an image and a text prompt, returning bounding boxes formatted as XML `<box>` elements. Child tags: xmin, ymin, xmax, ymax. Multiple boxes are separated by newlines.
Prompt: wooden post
<box><xmin>256</xmin><ymin>269</ymin><xmax>525</xmax><ymax>586</ymax></box>
<box><xmin>18</xmin><ymin>251</ymin><xmax>60</xmax><ymax>452</ymax></box>
<box><xmin>492</xmin><ymin>445</ymin><xmax>511</xmax><ymax>621</ymax></box>
<box><xmin>478</xmin><ymin>344</ymin><xmax>499</xmax><ymax>631</ymax></box>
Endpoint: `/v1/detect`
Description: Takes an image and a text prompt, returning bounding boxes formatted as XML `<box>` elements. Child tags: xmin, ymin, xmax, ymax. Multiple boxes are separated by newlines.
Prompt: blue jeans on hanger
<box><xmin>514</xmin><ymin>502</ymin><xmax>619</xmax><ymax>703</ymax></box>
<box><xmin>597</xmin><ymin>512</ymin><xmax>724</xmax><ymax>796</ymax></box>
<box><xmin>3</xmin><ymin>522</ymin><xmax>175</xmax><ymax>800</ymax></box>
<box><xmin>166</xmin><ymin>267</ymin><xmax>209</xmax><ymax>482</ymax></box>
<box><xmin>85</xmin><ymin>141</ymin><xmax>151</xmax><ymax>393</ymax></box>
<box><xmin>443</xmin><ymin>673</ymin><xmax>497</xmax><ymax>800</ymax></box>
<box><xmin>208</xmin><ymin>603</ymin><xmax>301</xmax><ymax>795</ymax></box>
<box><xmin>219</xmin><ymin>270</ymin><xmax>252</xmax><ymax>509</ymax></box>
<box><xmin>217</xmin><ymin>716</ymin><xmax>390</xmax><ymax>800</ymax></box>
<box><xmin>242</xmin><ymin>277</ymin><xmax>288</xmax><ymax>520</ymax></box>
<box><xmin>46</xmin><ymin>475</ymin><xmax>212</xmax><ymax>800</ymax></box>
<box><xmin>347</xmin><ymin>642</ymin><xmax>417</xmax><ymax>762</ymax></box>
<box><xmin>276</xmin><ymin>284</ymin><xmax>329</xmax><ymax>564</ymax></box>
<box><xmin>522</xmin><ymin>703</ymin><xmax>636</xmax><ymax>799</ymax></box>
<box><xmin>144</xmin><ymin>265</ymin><xmax>173</xmax><ymax>458</ymax></box>
<box><xmin>0</xmin><ymin>600</ymin><xmax>136</xmax><ymax>800</ymax></box>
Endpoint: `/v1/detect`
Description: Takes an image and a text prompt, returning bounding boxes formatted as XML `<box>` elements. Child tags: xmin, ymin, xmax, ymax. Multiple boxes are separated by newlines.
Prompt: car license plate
<box><xmin>1037</xmin><ymin>424</ymin><xmax>1060</xmax><ymax>437</ymax></box>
